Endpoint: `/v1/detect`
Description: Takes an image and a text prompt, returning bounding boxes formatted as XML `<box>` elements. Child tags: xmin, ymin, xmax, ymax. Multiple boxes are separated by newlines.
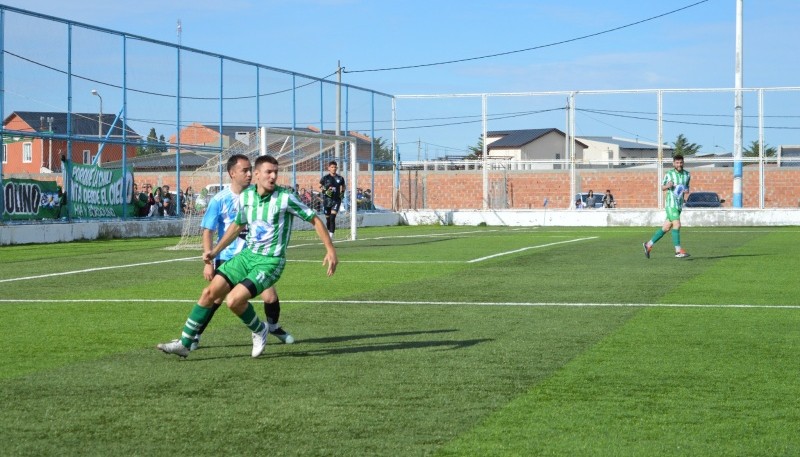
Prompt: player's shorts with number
<box><xmin>217</xmin><ymin>249</ymin><xmax>286</xmax><ymax>297</ymax></box>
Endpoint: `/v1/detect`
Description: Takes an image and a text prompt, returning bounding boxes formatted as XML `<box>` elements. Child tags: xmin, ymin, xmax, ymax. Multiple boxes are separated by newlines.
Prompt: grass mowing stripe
<box><xmin>0</xmin><ymin>304</ymin><xmax>638</xmax><ymax>455</ymax></box>
<box><xmin>661</xmin><ymin>230</ymin><xmax>800</xmax><ymax>305</ymax></box>
<box><xmin>436</xmin><ymin>307</ymin><xmax>800</xmax><ymax>456</ymax></box>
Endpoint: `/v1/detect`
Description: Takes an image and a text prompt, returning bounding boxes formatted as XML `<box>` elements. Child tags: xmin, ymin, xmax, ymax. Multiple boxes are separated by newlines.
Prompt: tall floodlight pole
<box><xmin>732</xmin><ymin>0</ymin><xmax>744</xmax><ymax>207</ymax></box>
<box><xmin>91</xmin><ymin>89</ymin><xmax>103</xmax><ymax>139</ymax></box>
<box><xmin>335</xmin><ymin>61</ymin><xmax>342</xmax><ymax>160</ymax></box>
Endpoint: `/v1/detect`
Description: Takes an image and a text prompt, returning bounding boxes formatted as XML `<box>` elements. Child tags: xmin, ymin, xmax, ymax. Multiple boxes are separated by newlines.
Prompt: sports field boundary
<box><xmin>2</xmin><ymin>299</ymin><xmax>798</xmax><ymax>309</ymax></box>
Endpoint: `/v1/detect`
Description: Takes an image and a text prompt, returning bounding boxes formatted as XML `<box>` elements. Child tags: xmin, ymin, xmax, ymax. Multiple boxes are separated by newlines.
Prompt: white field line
<box><xmin>288</xmin><ymin>228</ymin><xmax>535</xmax><ymax>248</ymax></box>
<box><xmin>0</xmin><ymin>231</ymin><xmax>589</xmax><ymax>283</ymax></box>
<box><xmin>1</xmin><ymin>298</ymin><xmax>798</xmax><ymax>310</ymax></box>
<box><xmin>0</xmin><ymin>257</ymin><xmax>198</xmax><ymax>283</ymax></box>
<box><xmin>468</xmin><ymin>237</ymin><xmax>598</xmax><ymax>263</ymax></box>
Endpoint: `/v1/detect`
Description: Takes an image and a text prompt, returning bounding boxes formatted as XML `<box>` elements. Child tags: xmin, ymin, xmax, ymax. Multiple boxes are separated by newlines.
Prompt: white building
<box><xmin>577</xmin><ymin>136</ymin><xmax>673</xmax><ymax>167</ymax></box>
<box><xmin>486</xmin><ymin>128</ymin><xmax>588</xmax><ymax>170</ymax></box>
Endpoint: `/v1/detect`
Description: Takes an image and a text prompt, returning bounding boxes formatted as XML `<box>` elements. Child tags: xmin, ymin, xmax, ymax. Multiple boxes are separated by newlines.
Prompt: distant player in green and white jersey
<box><xmin>157</xmin><ymin>155</ymin><xmax>337</xmax><ymax>358</ymax></box>
<box><xmin>643</xmin><ymin>154</ymin><xmax>690</xmax><ymax>259</ymax></box>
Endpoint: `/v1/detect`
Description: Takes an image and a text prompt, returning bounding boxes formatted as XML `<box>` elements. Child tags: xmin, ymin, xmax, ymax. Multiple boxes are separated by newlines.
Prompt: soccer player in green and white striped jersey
<box><xmin>643</xmin><ymin>154</ymin><xmax>691</xmax><ymax>259</ymax></box>
<box><xmin>157</xmin><ymin>155</ymin><xmax>337</xmax><ymax>358</ymax></box>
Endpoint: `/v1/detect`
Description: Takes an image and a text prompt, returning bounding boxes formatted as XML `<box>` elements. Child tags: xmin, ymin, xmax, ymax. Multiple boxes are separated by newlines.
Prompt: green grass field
<box><xmin>1</xmin><ymin>225</ymin><xmax>799</xmax><ymax>456</ymax></box>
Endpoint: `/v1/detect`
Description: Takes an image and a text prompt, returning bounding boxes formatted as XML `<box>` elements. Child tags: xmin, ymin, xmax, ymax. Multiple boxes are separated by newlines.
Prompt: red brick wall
<box><xmin>168</xmin><ymin>123</ymin><xmax>220</xmax><ymax>146</ymax></box>
<box><xmin>384</xmin><ymin>168</ymin><xmax>800</xmax><ymax>209</ymax></box>
<box><xmin>26</xmin><ymin>167</ymin><xmax>796</xmax><ymax>210</ymax></box>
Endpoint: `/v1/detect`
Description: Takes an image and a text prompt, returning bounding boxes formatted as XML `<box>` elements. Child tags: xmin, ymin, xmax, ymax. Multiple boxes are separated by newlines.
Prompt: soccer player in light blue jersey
<box><xmin>188</xmin><ymin>154</ymin><xmax>294</xmax><ymax>352</ymax></box>
<box><xmin>643</xmin><ymin>154</ymin><xmax>691</xmax><ymax>259</ymax></box>
<box><xmin>157</xmin><ymin>155</ymin><xmax>337</xmax><ymax>358</ymax></box>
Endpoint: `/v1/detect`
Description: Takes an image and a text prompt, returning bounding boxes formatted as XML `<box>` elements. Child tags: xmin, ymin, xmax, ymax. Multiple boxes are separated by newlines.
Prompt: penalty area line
<box><xmin>1</xmin><ymin>299</ymin><xmax>798</xmax><ymax>310</ymax></box>
<box><xmin>468</xmin><ymin>236</ymin><xmax>598</xmax><ymax>263</ymax></box>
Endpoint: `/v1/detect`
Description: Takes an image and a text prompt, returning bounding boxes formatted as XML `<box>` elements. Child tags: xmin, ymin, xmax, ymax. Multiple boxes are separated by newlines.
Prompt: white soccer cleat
<box><xmin>157</xmin><ymin>339</ymin><xmax>190</xmax><ymax>358</ymax></box>
<box><xmin>251</xmin><ymin>325</ymin><xmax>269</xmax><ymax>358</ymax></box>
<box><xmin>328</xmin><ymin>231</ymin><xmax>334</xmax><ymax>240</ymax></box>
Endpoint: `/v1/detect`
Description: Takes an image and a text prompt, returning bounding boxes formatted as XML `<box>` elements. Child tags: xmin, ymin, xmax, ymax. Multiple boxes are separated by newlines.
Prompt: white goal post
<box><xmin>170</xmin><ymin>127</ymin><xmax>359</xmax><ymax>251</ymax></box>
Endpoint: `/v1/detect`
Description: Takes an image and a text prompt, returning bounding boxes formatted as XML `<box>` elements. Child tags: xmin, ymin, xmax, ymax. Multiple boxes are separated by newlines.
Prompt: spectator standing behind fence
<box><xmin>586</xmin><ymin>190</ymin><xmax>598</xmax><ymax>208</ymax></box>
<box><xmin>131</xmin><ymin>183</ymin><xmax>148</xmax><ymax>217</ymax></box>
<box><xmin>602</xmin><ymin>189</ymin><xmax>616</xmax><ymax>208</ymax></box>
<box><xmin>300</xmin><ymin>187</ymin><xmax>312</xmax><ymax>205</ymax></box>
<box><xmin>148</xmin><ymin>187</ymin><xmax>164</xmax><ymax>217</ymax></box>
<box><xmin>162</xmin><ymin>185</ymin><xmax>174</xmax><ymax>216</ymax></box>
<box><xmin>575</xmin><ymin>198</ymin><xmax>586</xmax><ymax>209</ymax></box>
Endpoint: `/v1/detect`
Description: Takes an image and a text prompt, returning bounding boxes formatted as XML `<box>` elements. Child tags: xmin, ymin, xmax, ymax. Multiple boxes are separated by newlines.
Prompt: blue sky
<box><xmin>2</xmin><ymin>0</ymin><xmax>799</xmax><ymax>156</ymax></box>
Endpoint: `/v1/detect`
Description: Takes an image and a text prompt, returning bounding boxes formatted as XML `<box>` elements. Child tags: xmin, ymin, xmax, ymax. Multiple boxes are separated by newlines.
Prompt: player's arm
<box><xmin>311</xmin><ymin>215</ymin><xmax>337</xmax><ymax>276</ymax></box>
<box><xmin>203</xmin><ymin>222</ymin><xmax>243</xmax><ymax>263</ymax></box>
<box><xmin>201</xmin><ymin>229</ymin><xmax>216</xmax><ymax>280</ymax></box>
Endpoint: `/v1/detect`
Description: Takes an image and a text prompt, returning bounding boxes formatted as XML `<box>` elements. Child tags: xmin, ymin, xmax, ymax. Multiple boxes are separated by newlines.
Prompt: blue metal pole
<box><xmin>122</xmin><ymin>35</ymin><xmax>128</xmax><ymax>219</ymax></box>
<box><xmin>175</xmin><ymin>46</ymin><xmax>182</xmax><ymax>216</ymax></box>
<box><xmin>0</xmin><ymin>10</ymin><xmax>5</xmax><ymax>221</ymax></box>
<box><xmin>66</xmin><ymin>24</ymin><xmax>73</xmax><ymax>220</ymax></box>
<box><xmin>370</xmin><ymin>91</ymin><xmax>375</xmax><ymax>202</ymax></box>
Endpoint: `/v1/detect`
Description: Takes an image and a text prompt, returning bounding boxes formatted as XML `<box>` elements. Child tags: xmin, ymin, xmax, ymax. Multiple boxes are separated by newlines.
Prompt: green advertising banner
<box><xmin>2</xmin><ymin>179</ymin><xmax>63</xmax><ymax>220</ymax></box>
<box><xmin>70</xmin><ymin>163</ymin><xmax>134</xmax><ymax>218</ymax></box>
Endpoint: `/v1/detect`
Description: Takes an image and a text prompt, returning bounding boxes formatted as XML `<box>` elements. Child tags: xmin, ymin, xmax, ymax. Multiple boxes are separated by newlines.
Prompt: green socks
<box><xmin>672</xmin><ymin>229</ymin><xmax>681</xmax><ymax>249</ymax></box>
<box><xmin>180</xmin><ymin>304</ymin><xmax>214</xmax><ymax>347</ymax></box>
<box><xmin>650</xmin><ymin>228</ymin><xmax>666</xmax><ymax>245</ymax></box>
<box><xmin>238</xmin><ymin>302</ymin><xmax>265</xmax><ymax>333</ymax></box>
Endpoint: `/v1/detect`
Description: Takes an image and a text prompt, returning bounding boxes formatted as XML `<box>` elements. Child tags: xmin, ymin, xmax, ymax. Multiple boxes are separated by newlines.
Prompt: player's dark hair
<box><xmin>328</xmin><ymin>160</ymin><xmax>337</xmax><ymax>167</ymax></box>
<box><xmin>227</xmin><ymin>154</ymin><xmax>250</xmax><ymax>172</ymax></box>
<box><xmin>673</xmin><ymin>154</ymin><xmax>684</xmax><ymax>161</ymax></box>
<box><xmin>255</xmin><ymin>154</ymin><xmax>278</xmax><ymax>168</ymax></box>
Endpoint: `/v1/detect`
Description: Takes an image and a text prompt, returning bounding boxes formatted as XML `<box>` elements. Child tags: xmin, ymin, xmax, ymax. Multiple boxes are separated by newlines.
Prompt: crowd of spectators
<box><xmin>131</xmin><ymin>183</ymin><xmax>191</xmax><ymax>218</ymax></box>
<box><xmin>130</xmin><ymin>182</ymin><xmax>376</xmax><ymax>217</ymax></box>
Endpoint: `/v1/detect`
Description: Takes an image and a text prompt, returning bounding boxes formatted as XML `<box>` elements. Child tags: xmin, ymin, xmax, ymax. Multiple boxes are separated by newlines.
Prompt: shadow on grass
<box><xmin>184</xmin><ymin>329</ymin><xmax>489</xmax><ymax>361</ymax></box>
<box><xmin>682</xmin><ymin>254</ymin><xmax>765</xmax><ymax>261</ymax></box>
<box><xmin>302</xmin><ymin>329</ymin><xmax>460</xmax><ymax>344</ymax></box>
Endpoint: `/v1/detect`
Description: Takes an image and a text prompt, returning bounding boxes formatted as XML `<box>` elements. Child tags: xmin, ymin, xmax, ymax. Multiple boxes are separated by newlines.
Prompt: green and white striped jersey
<box><xmin>234</xmin><ymin>185</ymin><xmax>316</xmax><ymax>258</ymax></box>
<box><xmin>663</xmin><ymin>168</ymin><xmax>691</xmax><ymax>209</ymax></box>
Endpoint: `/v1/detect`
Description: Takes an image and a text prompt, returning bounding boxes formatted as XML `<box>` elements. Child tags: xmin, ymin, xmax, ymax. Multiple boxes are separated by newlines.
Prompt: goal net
<box><xmin>170</xmin><ymin>127</ymin><xmax>358</xmax><ymax>251</ymax></box>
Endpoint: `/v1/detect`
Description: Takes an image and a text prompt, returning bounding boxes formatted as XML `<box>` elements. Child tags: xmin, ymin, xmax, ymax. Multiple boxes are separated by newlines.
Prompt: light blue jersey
<box><xmin>201</xmin><ymin>187</ymin><xmax>247</xmax><ymax>261</ymax></box>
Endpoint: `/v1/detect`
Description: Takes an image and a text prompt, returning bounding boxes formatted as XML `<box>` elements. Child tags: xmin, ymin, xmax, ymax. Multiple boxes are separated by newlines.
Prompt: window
<box><xmin>83</xmin><ymin>150</ymin><xmax>91</xmax><ymax>164</ymax></box>
<box><xmin>2</xmin><ymin>144</ymin><xmax>6</xmax><ymax>163</ymax></box>
<box><xmin>23</xmin><ymin>142</ymin><xmax>33</xmax><ymax>163</ymax></box>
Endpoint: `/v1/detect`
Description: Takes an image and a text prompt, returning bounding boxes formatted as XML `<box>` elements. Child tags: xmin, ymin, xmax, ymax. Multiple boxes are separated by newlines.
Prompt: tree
<box><xmin>465</xmin><ymin>135</ymin><xmax>484</xmax><ymax>160</ymax></box>
<box><xmin>371</xmin><ymin>136</ymin><xmax>393</xmax><ymax>171</ymax></box>
<box><xmin>671</xmin><ymin>134</ymin><xmax>701</xmax><ymax>156</ymax></box>
<box><xmin>743</xmin><ymin>140</ymin><xmax>777</xmax><ymax>157</ymax></box>
<box><xmin>136</xmin><ymin>128</ymin><xmax>165</xmax><ymax>156</ymax></box>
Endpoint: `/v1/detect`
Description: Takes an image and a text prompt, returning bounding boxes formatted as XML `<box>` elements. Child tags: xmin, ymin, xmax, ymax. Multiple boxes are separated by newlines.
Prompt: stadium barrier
<box><xmin>399</xmin><ymin>208</ymin><xmax>800</xmax><ymax>227</ymax></box>
<box><xmin>4</xmin><ymin>208</ymin><xmax>798</xmax><ymax>246</ymax></box>
<box><xmin>0</xmin><ymin>212</ymin><xmax>404</xmax><ymax>246</ymax></box>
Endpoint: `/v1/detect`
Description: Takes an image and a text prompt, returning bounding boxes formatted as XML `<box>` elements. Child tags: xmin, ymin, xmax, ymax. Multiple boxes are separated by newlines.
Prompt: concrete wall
<box><xmin>0</xmin><ymin>219</ymin><xmax>184</xmax><ymax>245</ymax></box>
<box><xmin>400</xmin><ymin>208</ymin><xmax>800</xmax><ymax>227</ymax></box>
<box><xmin>0</xmin><ymin>212</ymin><xmax>403</xmax><ymax>246</ymax></box>
<box><xmin>2</xmin><ymin>209</ymin><xmax>796</xmax><ymax>246</ymax></box>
